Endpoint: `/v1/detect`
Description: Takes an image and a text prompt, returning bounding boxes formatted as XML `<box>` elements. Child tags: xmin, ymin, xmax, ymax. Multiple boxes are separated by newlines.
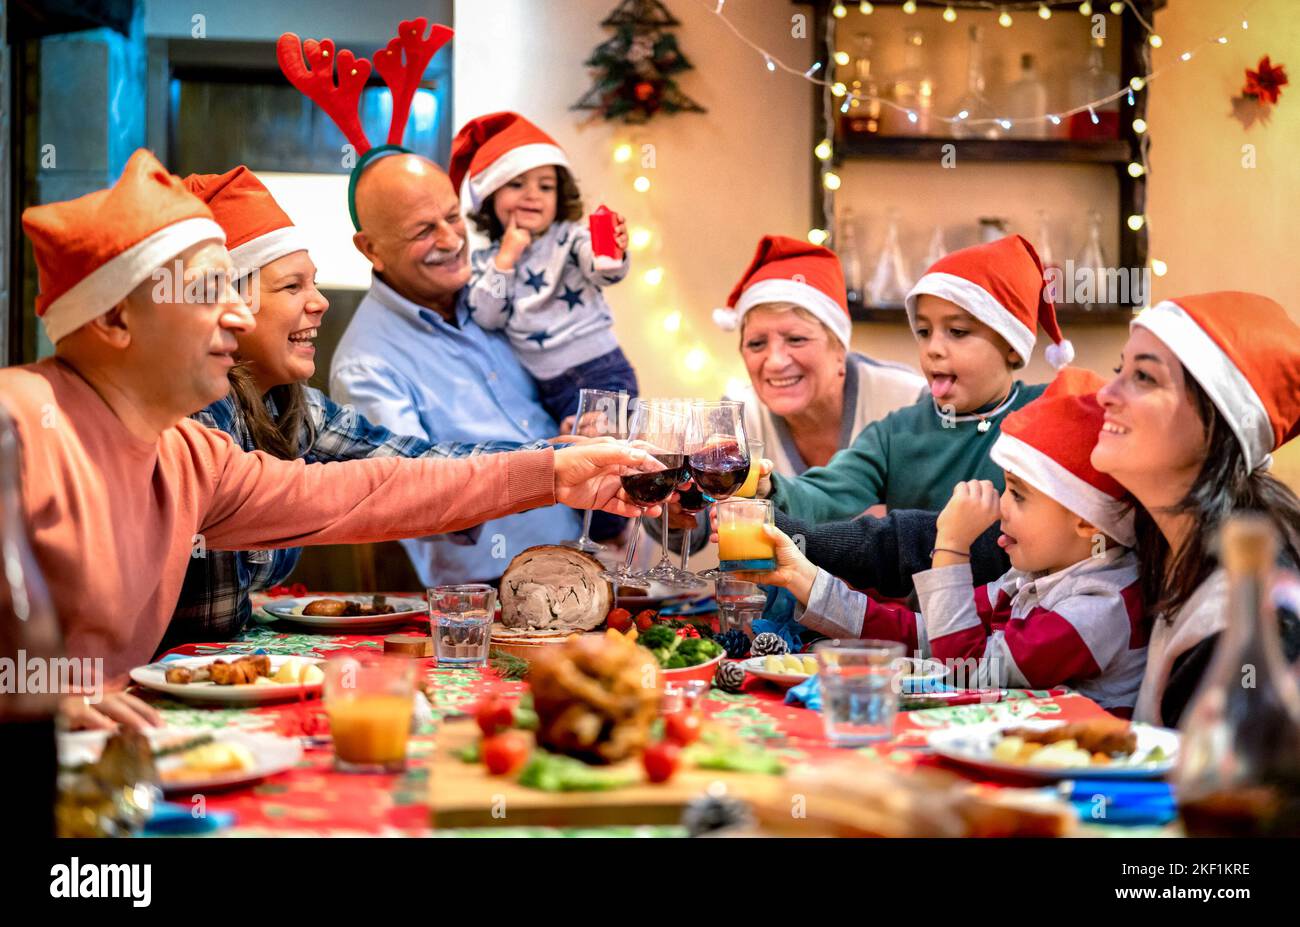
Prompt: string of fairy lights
<box><xmin>706</xmin><ymin>0</ymin><xmax>1263</xmax><ymax>284</ymax></box>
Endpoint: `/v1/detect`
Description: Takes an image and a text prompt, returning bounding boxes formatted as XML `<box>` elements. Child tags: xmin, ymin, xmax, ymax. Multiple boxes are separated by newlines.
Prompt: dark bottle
<box><xmin>1175</xmin><ymin>515</ymin><xmax>1300</xmax><ymax>836</ymax></box>
<box><xmin>0</xmin><ymin>405</ymin><xmax>64</xmax><ymax>838</ymax></box>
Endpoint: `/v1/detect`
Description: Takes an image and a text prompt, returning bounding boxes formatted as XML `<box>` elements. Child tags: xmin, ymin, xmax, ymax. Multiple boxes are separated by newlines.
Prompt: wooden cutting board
<box><xmin>428</xmin><ymin>720</ymin><xmax>789</xmax><ymax>829</ymax></box>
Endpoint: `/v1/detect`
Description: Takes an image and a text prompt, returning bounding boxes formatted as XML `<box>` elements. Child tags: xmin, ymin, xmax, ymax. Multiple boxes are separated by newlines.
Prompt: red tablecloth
<box><xmin>143</xmin><ymin>610</ymin><xmax>1111</xmax><ymax>836</ymax></box>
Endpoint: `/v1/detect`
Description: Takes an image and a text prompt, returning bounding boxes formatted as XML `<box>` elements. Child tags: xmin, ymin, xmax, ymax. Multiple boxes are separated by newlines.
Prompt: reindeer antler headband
<box><xmin>276</xmin><ymin>17</ymin><xmax>453</xmax><ymax>229</ymax></box>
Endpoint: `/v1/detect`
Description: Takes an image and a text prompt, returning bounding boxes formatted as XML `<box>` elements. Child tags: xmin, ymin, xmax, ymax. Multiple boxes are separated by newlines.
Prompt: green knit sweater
<box><xmin>770</xmin><ymin>380</ymin><xmax>1047</xmax><ymax>522</ymax></box>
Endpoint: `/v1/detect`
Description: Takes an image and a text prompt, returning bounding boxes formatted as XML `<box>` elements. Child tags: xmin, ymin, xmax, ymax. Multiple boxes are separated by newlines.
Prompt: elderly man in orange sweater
<box><xmin>2</xmin><ymin>149</ymin><xmax>660</xmax><ymax>730</ymax></box>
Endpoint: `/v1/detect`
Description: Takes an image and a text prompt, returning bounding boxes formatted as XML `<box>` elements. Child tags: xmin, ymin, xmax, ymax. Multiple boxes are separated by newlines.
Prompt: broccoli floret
<box><xmin>665</xmin><ymin>653</ymin><xmax>691</xmax><ymax>669</ymax></box>
<box><xmin>652</xmin><ymin>647</ymin><xmax>675</xmax><ymax>666</ymax></box>
<box><xmin>677</xmin><ymin>638</ymin><xmax>722</xmax><ymax>665</ymax></box>
<box><xmin>638</xmin><ymin>624</ymin><xmax>678</xmax><ymax>650</ymax></box>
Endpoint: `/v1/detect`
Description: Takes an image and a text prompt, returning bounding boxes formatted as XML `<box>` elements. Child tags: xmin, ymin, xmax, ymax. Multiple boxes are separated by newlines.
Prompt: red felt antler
<box><xmin>372</xmin><ymin>17</ymin><xmax>454</xmax><ymax>146</ymax></box>
<box><xmin>277</xmin><ymin>33</ymin><xmax>374</xmax><ymax>154</ymax></box>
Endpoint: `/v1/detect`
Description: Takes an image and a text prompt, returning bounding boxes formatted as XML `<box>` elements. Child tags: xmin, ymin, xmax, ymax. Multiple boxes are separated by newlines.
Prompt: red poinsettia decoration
<box><xmin>1243</xmin><ymin>56</ymin><xmax>1288</xmax><ymax>105</ymax></box>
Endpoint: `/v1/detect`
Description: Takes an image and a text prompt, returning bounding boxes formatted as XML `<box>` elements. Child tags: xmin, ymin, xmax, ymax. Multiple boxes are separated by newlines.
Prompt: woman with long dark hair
<box><xmin>1092</xmin><ymin>291</ymin><xmax>1300</xmax><ymax>725</ymax></box>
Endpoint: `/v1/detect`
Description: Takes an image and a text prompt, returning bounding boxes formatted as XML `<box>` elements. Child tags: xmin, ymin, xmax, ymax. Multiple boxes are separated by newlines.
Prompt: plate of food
<box><xmin>129</xmin><ymin>654</ymin><xmax>326</xmax><ymax>704</ymax></box>
<box><xmin>59</xmin><ymin>728</ymin><xmax>302</xmax><ymax>795</ymax></box>
<box><xmin>261</xmin><ymin>594</ymin><xmax>427</xmax><ymax>630</ymax></box>
<box><xmin>741</xmin><ymin>653</ymin><xmax>820</xmax><ymax>687</ymax></box>
<box><xmin>927</xmin><ymin>719</ymin><xmax>1179</xmax><ymax>781</ymax></box>
<box><xmin>739</xmin><ymin>654</ymin><xmax>948</xmax><ymax>689</ymax></box>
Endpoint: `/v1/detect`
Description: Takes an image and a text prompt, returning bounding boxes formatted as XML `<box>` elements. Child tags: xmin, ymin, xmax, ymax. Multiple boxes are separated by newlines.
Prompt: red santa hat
<box><xmin>20</xmin><ymin>148</ymin><xmax>225</xmax><ymax>344</ymax></box>
<box><xmin>990</xmin><ymin>367</ymin><xmax>1135</xmax><ymax>547</ymax></box>
<box><xmin>1132</xmin><ymin>292</ymin><xmax>1300</xmax><ymax>473</ymax></box>
<box><xmin>448</xmin><ymin>111</ymin><xmax>570</xmax><ymax>212</ymax></box>
<box><xmin>712</xmin><ymin>235</ymin><xmax>852</xmax><ymax>349</ymax></box>
<box><xmin>905</xmin><ymin>234</ymin><xmax>1072</xmax><ymax>370</ymax></box>
<box><xmin>182</xmin><ymin>167</ymin><xmax>309</xmax><ymax>278</ymax></box>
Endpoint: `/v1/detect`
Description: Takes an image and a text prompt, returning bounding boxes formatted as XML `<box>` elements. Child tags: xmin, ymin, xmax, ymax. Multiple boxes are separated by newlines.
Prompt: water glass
<box><xmin>814</xmin><ymin>639</ymin><xmax>906</xmax><ymax>747</ymax></box>
<box><xmin>428</xmin><ymin>583</ymin><xmax>496</xmax><ymax>666</ymax></box>
<box><xmin>714</xmin><ymin>577</ymin><xmax>767</xmax><ymax>635</ymax></box>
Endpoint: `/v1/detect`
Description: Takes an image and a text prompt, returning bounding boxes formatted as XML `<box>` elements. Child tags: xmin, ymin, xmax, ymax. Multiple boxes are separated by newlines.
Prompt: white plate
<box><xmin>59</xmin><ymin>728</ymin><xmax>302</xmax><ymax>795</ymax></box>
<box><xmin>261</xmin><ymin>595</ymin><xmax>428</xmax><ymax>630</ymax></box>
<box><xmin>740</xmin><ymin>655</ymin><xmax>948</xmax><ymax>689</ymax></box>
<box><xmin>927</xmin><ymin>720</ymin><xmax>1179</xmax><ymax>781</ymax></box>
<box><xmin>741</xmin><ymin>654</ymin><xmax>820</xmax><ymax>687</ymax></box>
<box><xmin>129</xmin><ymin>655</ymin><xmax>325</xmax><ymax>704</ymax></box>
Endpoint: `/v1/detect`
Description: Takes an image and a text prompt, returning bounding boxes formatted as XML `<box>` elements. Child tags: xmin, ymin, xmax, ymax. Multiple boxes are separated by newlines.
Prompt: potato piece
<box><xmin>992</xmin><ymin>736</ymin><xmax>1025</xmax><ymax>763</ymax></box>
<box><xmin>765</xmin><ymin>655</ymin><xmax>784</xmax><ymax>673</ymax></box>
<box><xmin>801</xmin><ymin>655</ymin><xmax>818</xmax><ymax>674</ymax></box>
<box><xmin>299</xmin><ymin>663</ymin><xmax>324</xmax><ymax>686</ymax></box>
<box><xmin>782</xmin><ymin>654</ymin><xmax>804</xmax><ymax>673</ymax></box>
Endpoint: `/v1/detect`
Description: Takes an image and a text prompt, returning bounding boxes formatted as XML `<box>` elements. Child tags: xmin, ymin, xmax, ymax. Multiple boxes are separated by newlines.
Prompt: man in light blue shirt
<box><xmin>331</xmin><ymin>154</ymin><xmax>580</xmax><ymax>586</ymax></box>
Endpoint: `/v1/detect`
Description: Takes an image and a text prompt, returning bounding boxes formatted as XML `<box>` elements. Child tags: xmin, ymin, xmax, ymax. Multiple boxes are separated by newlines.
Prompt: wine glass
<box><xmin>600</xmin><ymin>400</ymin><xmax>687</xmax><ymax>589</ymax></box>
<box><xmin>672</xmin><ymin>478</ymin><xmax>710</xmax><ymax>588</ymax></box>
<box><xmin>643</xmin><ymin>399</ymin><xmax>707</xmax><ymax>589</ymax></box>
<box><xmin>560</xmin><ymin>388</ymin><xmax>630</xmax><ymax>554</ymax></box>
<box><xmin>688</xmin><ymin>400</ymin><xmax>749</xmax><ymax>581</ymax></box>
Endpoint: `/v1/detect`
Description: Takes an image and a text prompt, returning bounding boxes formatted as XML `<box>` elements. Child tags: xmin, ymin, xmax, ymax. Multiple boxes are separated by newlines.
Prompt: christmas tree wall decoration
<box><xmin>573</xmin><ymin>0</ymin><xmax>706</xmax><ymax>125</ymax></box>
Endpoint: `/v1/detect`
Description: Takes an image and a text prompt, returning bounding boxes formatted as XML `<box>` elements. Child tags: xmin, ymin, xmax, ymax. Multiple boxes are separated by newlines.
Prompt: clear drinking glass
<box><xmin>561</xmin><ymin>388</ymin><xmax>630</xmax><ymax>554</ymax></box>
<box><xmin>600</xmin><ymin>400</ymin><xmax>687</xmax><ymax>589</ymax></box>
<box><xmin>714</xmin><ymin>577</ymin><xmax>767</xmax><ymax>636</ymax></box>
<box><xmin>815</xmin><ymin>639</ymin><xmax>907</xmax><ymax>747</ymax></box>
<box><xmin>324</xmin><ymin>654</ymin><xmax>416</xmax><ymax>773</ymax></box>
<box><xmin>428</xmin><ymin>583</ymin><xmax>496</xmax><ymax>666</ymax></box>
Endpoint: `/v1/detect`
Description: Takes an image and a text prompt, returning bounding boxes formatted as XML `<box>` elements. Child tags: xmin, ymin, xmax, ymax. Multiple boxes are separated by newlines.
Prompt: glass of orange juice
<box><xmin>716</xmin><ymin>498</ymin><xmax>776</xmax><ymax>572</ymax></box>
<box><xmin>324</xmin><ymin>654</ymin><xmax>415</xmax><ymax>773</ymax></box>
<box><xmin>734</xmin><ymin>440</ymin><xmax>764</xmax><ymax>498</ymax></box>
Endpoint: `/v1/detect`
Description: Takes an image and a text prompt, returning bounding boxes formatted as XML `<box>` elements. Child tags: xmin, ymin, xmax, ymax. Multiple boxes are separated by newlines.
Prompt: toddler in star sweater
<box><xmin>740</xmin><ymin>368</ymin><xmax>1148</xmax><ymax>715</ymax></box>
<box><xmin>451</xmin><ymin>111</ymin><xmax>638</xmax><ymax>426</ymax></box>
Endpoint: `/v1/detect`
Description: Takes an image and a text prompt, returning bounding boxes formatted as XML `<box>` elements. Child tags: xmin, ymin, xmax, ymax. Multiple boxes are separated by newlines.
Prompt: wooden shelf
<box><xmin>849</xmin><ymin>301</ymin><xmax>1138</xmax><ymax>325</ymax></box>
<box><xmin>836</xmin><ymin>136</ymin><xmax>1133</xmax><ymax>165</ymax></box>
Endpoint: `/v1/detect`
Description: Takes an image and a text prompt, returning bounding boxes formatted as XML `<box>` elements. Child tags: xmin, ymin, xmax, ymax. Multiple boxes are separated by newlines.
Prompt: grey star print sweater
<box><xmin>468</xmin><ymin>219</ymin><xmax>630</xmax><ymax>380</ymax></box>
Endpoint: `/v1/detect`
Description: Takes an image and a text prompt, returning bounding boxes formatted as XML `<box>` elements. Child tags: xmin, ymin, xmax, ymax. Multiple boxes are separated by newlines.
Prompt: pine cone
<box><xmin>714</xmin><ymin>628</ymin><xmax>751</xmax><ymax>659</ymax></box>
<box><xmin>751</xmin><ymin>632</ymin><xmax>789</xmax><ymax>657</ymax></box>
<box><xmin>715</xmin><ymin>660</ymin><xmax>746</xmax><ymax>693</ymax></box>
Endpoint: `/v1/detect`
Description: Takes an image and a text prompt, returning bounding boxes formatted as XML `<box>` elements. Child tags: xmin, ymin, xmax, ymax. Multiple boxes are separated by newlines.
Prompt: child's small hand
<box><xmin>494</xmin><ymin>214</ymin><xmax>531</xmax><ymax>271</ymax></box>
<box><xmin>935</xmin><ymin>479</ymin><xmax>1001</xmax><ymax>553</ymax></box>
<box><xmin>731</xmin><ymin>524</ymin><xmax>818</xmax><ymax>606</ymax></box>
<box><xmin>613</xmin><ymin>214</ymin><xmax>628</xmax><ymax>255</ymax></box>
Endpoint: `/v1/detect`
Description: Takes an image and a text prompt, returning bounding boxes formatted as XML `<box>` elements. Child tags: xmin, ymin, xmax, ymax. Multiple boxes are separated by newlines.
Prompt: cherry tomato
<box><xmin>475</xmin><ymin>696</ymin><xmax>515</xmax><ymax>736</ymax></box>
<box><xmin>635</xmin><ymin>610</ymin><xmax>657</xmax><ymax>631</ymax></box>
<box><xmin>483</xmin><ymin>731</ymin><xmax>531</xmax><ymax>776</ymax></box>
<box><xmin>606</xmin><ymin>608</ymin><xmax>633</xmax><ymax>633</ymax></box>
<box><xmin>665</xmin><ymin>710</ymin><xmax>703</xmax><ymax>746</ymax></box>
<box><xmin>642</xmin><ymin>741</ymin><xmax>682</xmax><ymax>783</ymax></box>
<box><xmin>675</xmin><ymin>625</ymin><xmax>700</xmax><ymax>639</ymax></box>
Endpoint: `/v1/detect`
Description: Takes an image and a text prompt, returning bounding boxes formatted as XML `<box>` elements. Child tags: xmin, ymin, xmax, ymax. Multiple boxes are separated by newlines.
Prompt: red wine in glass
<box><xmin>688</xmin><ymin>441</ymin><xmax>751</xmax><ymax>502</ymax></box>
<box><xmin>620</xmin><ymin>453</ymin><xmax>686</xmax><ymax>506</ymax></box>
<box><xmin>676</xmin><ymin>481</ymin><xmax>708</xmax><ymax>513</ymax></box>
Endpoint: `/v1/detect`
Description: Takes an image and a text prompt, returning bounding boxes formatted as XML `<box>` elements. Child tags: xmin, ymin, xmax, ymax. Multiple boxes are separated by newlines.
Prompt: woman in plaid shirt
<box><xmin>162</xmin><ymin>167</ymin><xmax>549</xmax><ymax>649</ymax></box>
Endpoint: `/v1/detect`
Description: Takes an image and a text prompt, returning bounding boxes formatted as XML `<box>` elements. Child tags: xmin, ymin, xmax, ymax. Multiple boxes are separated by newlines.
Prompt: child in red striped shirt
<box><xmin>743</xmin><ymin>368</ymin><xmax>1148</xmax><ymax>715</ymax></box>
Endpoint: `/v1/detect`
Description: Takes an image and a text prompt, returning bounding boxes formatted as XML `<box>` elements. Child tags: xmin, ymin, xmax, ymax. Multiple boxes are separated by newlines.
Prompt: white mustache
<box><xmin>424</xmin><ymin>238</ymin><xmax>464</xmax><ymax>265</ymax></box>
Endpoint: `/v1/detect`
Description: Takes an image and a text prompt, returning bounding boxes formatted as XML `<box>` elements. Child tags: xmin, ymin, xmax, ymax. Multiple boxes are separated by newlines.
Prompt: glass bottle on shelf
<box><xmin>978</xmin><ymin>216</ymin><xmax>1010</xmax><ymax>244</ymax></box>
<box><xmin>1036</xmin><ymin>209</ymin><xmax>1060</xmax><ymax>272</ymax></box>
<box><xmin>881</xmin><ymin>28</ymin><xmax>934</xmax><ymax>137</ymax></box>
<box><xmin>921</xmin><ymin>224</ymin><xmax>947</xmax><ymax>276</ymax></box>
<box><xmin>837</xmin><ymin>208</ymin><xmax>866</xmax><ymax>307</ymax></box>
<box><xmin>840</xmin><ymin>33</ymin><xmax>882</xmax><ymax>140</ymax></box>
<box><xmin>866</xmin><ymin>210</ymin><xmax>913</xmax><ymax>309</ymax></box>
<box><xmin>1174</xmin><ymin>515</ymin><xmax>1300</xmax><ymax>837</ymax></box>
<box><xmin>1074</xmin><ymin>209</ymin><xmax>1107</xmax><ymax>309</ymax></box>
<box><xmin>951</xmin><ymin>25</ymin><xmax>1000</xmax><ymax>140</ymax></box>
<box><xmin>1068</xmin><ymin>35</ymin><xmax>1120</xmax><ymax>141</ymax></box>
<box><xmin>1004</xmin><ymin>53</ymin><xmax>1049</xmax><ymax>139</ymax></box>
